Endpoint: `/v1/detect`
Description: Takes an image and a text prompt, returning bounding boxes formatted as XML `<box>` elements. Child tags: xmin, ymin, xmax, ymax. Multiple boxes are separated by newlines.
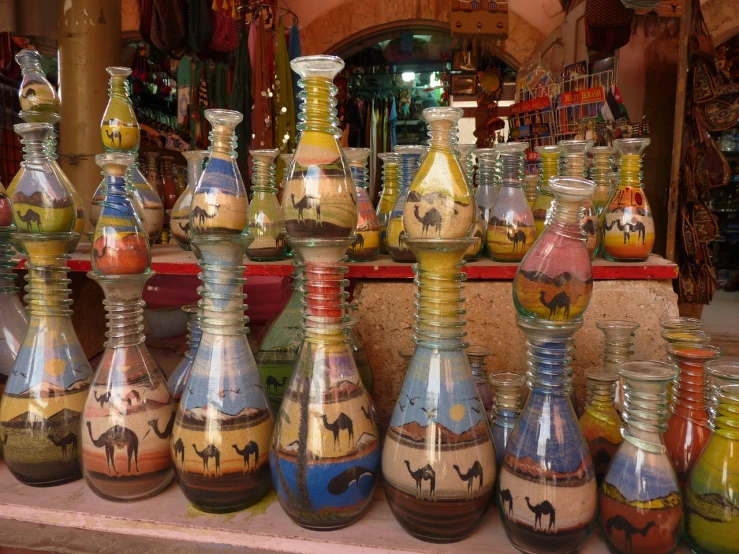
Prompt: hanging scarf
<box><xmin>230</xmin><ymin>29</ymin><xmax>252</xmax><ymax>178</ymax></box>
<box><xmin>273</xmin><ymin>18</ymin><xmax>296</xmax><ymax>181</ymax></box>
<box><xmin>250</xmin><ymin>16</ymin><xmax>274</xmax><ymax>151</ymax></box>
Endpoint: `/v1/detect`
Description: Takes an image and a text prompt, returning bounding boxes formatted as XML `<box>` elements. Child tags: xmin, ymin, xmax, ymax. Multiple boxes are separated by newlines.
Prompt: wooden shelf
<box><xmin>13</xmin><ymin>245</ymin><xmax>679</xmax><ymax>281</ymax></box>
<box><xmin>0</xmin><ymin>463</ymin><xmax>690</xmax><ymax>554</ymax></box>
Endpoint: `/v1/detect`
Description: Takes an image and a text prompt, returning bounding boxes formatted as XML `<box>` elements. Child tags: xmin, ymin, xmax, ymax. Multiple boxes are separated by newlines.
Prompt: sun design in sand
<box><xmin>45</xmin><ymin>358</ymin><xmax>67</xmax><ymax>377</ymax></box>
<box><xmin>449</xmin><ymin>404</ymin><xmax>466</xmax><ymax>422</ymax></box>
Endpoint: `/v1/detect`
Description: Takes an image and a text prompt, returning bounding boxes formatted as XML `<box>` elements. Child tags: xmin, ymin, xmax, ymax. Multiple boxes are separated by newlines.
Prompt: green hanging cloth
<box><xmin>273</xmin><ymin>18</ymin><xmax>296</xmax><ymax>181</ymax></box>
<box><xmin>229</xmin><ymin>29</ymin><xmax>251</xmax><ymax>178</ymax></box>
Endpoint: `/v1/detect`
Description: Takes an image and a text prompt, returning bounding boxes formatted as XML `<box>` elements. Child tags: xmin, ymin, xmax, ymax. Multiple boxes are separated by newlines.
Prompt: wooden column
<box><xmin>57</xmin><ymin>0</ymin><xmax>121</xmax><ymax>233</ymax></box>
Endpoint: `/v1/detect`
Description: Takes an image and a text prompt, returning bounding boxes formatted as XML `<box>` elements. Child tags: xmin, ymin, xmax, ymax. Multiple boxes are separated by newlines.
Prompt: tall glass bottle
<box><xmin>486</xmin><ymin>142</ymin><xmax>536</xmax><ymax>262</ymax></box>
<box><xmin>0</xmin><ymin>232</ymin><xmax>92</xmax><ymax>485</ymax></box>
<box><xmin>467</xmin><ymin>345</ymin><xmax>493</xmax><ymax>414</ymax></box>
<box><xmin>603</xmin><ymin>138</ymin><xmax>655</xmax><ymax>262</ymax></box>
<box><xmin>685</xmin><ymin>383</ymin><xmax>739</xmax><ymax>554</ymax></box>
<box><xmin>513</xmin><ymin>176</ymin><xmax>596</xmax><ymax>320</ymax></box>
<box><xmin>16</xmin><ymin>49</ymin><xmax>60</xmax><ymax>115</ymax></box>
<box><xmin>475</xmin><ymin>148</ymin><xmax>499</xmax><ymax>244</ymax></box>
<box><xmin>7</xmin><ymin>123</ymin><xmax>76</xmax><ymax>234</ymax></box>
<box><xmin>590</xmin><ymin>146</ymin><xmax>615</xmax><ymax>216</ymax></box>
<box><xmin>171</xmin><ymin>234</ymin><xmax>274</xmax><ymax>512</ymax></box>
<box><xmin>282</xmin><ymin>56</ymin><xmax>356</xmax><ymax>238</ymax></box>
<box><xmin>579</xmin><ymin>368</ymin><xmax>622</xmax><ymax>483</ymax></box>
<box><xmin>100</xmin><ymin>67</ymin><xmax>140</xmax><ymax>153</ymax></box>
<box><xmin>171</xmin><ymin>150</ymin><xmax>208</xmax><ymax>250</ymax></box>
<box><xmin>499</xmin><ymin>317</ymin><xmax>596</xmax><ymax>552</ymax></box>
<box><xmin>458</xmin><ymin>144</ymin><xmax>483</xmax><ymax>260</ymax></box>
<box><xmin>663</xmin><ymin>342</ymin><xmax>722</xmax><ymax>487</ymax></box>
<box><xmin>246</xmin><ymin>149</ymin><xmax>288</xmax><ymax>261</ymax></box>
<box><xmin>377</xmin><ymin>152</ymin><xmax>400</xmax><ymax>255</ymax></box>
<box><xmin>597</xmin><ymin>319</ymin><xmax>640</xmax><ymax>413</ymax></box>
<box><xmin>344</xmin><ymin>147</ymin><xmax>380</xmax><ymax>261</ymax></box>
<box><xmin>387</xmin><ymin>146</ymin><xmax>425</xmax><ymax>262</ymax></box>
<box><xmin>168</xmin><ymin>304</ymin><xmax>201</xmax><ymax>407</ymax></box>
<box><xmin>531</xmin><ymin>145</ymin><xmax>559</xmax><ymax>236</ymax></box>
<box><xmin>599</xmin><ymin>361</ymin><xmax>683</xmax><ymax>554</ymax></box>
<box><xmin>403</xmin><ymin>108</ymin><xmax>474</xmax><ymax>240</ymax></box>
<box><xmin>270</xmin><ymin>238</ymin><xmax>380</xmax><ymax>530</ymax></box>
<box><xmin>128</xmin><ymin>158</ymin><xmax>164</xmax><ymax>245</ymax></box>
<box><xmin>489</xmin><ymin>371</ymin><xmax>526</xmax><ymax>469</ymax></box>
<box><xmin>190</xmin><ymin>110</ymin><xmax>249</xmax><ymax>237</ymax></box>
<box><xmin>559</xmin><ymin>140</ymin><xmax>599</xmax><ymax>259</ymax></box>
<box><xmin>383</xmin><ymin>238</ymin><xmax>496</xmax><ymax>543</ymax></box>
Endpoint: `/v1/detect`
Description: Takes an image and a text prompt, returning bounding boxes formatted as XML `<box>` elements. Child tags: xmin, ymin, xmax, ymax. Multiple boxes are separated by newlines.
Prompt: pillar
<box><xmin>57</xmin><ymin>0</ymin><xmax>121</xmax><ymax>233</ymax></box>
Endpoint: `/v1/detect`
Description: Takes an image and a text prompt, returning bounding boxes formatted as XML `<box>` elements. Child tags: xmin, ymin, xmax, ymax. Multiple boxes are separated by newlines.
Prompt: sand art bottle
<box><xmin>603</xmin><ymin>138</ymin><xmax>655</xmax><ymax>262</ymax></box>
<box><xmin>246</xmin><ymin>149</ymin><xmax>288</xmax><ymax>261</ymax></box>
<box><xmin>599</xmin><ymin>361</ymin><xmax>683</xmax><ymax>554</ymax></box>
<box><xmin>167</xmin><ymin>304</ymin><xmax>201</xmax><ymax>407</ymax></box>
<box><xmin>190</xmin><ymin>110</ymin><xmax>248</xmax><ymax>237</ymax></box>
<box><xmin>171</xmin><ymin>150</ymin><xmax>208</xmax><ymax>250</ymax></box>
<box><xmin>474</xmin><ymin>148</ymin><xmax>498</xmax><ymax>240</ymax></box>
<box><xmin>377</xmin><ymin>152</ymin><xmax>400</xmax><ymax>254</ymax></box>
<box><xmin>559</xmin><ymin>140</ymin><xmax>599</xmax><ymax>258</ymax></box>
<box><xmin>531</xmin><ymin>145</ymin><xmax>559</xmax><ymax>236</ymax></box>
<box><xmin>0</xmin><ymin>232</ymin><xmax>92</xmax><ymax>485</ymax></box>
<box><xmin>282</xmin><ymin>56</ymin><xmax>356</xmax><ymax>239</ymax></box>
<box><xmin>489</xmin><ymin>372</ymin><xmax>526</xmax><ymax>469</ymax></box>
<box><xmin>15</xmin><ymin>49</ymin><xmax>59</xmax><ymax>116</ymax></box>
<box><xmin>685</xmin><ymin>383</ymin><xmax>739</xmax><ymax>554</ymax></box>
<box><xmin>579</xmin><ymin>368</ymin><xmax>622</xmax><ymax>483</ymax></box>
<box><xmin>457</xmin><ymin>143</ymin><xmax>483</xmax><ymax>260</ymax></box>
<box><xmin>383</xmin><ymin>237</ymin><xmax>496</xmax><ymax>543</ymax></box>
<box><xmin>485</xmin><ymin>142</ymin><xmax>536</xmax><ymax>262</ymax></box>
<box><xmin>387</xmin><ymin>146</ymin><xmax>425</xmax><ymax>262</ymax></box>
<box><xmin>101</xmin><ymin>67</ymin><xmax>140</xmax><ymax>153</ymax></box>
<box><xmin>705</xmin><ymin>358</ymin><xmax>739</xmax><ymax>425</ymax></box>
<box><xmin>344</xmin><ymin>147</ymin><xmax>380</xmax><ymax>261</ymax></box>
<box><xmin>467</xmin><ymin>345</ymin><xmax>493</xmax><ymax>414</ymax></box>
<box><xmin>590</xmin><ymin>146</ymin><xmax>615</xmax><ymax>216</ymax></box>
<box><xmin>270</xmin><ymin>238</ymin><xmax>380</xmax><ymax>530</ymax></box>
<box><xmin>513</xmin><ymin>176</ymin><xmax>596</xmax><ymax>321</ymax></box>
<box><xmin>524</xmin><ymin>174</ymin><xmax>538</xmax><ymax>209</ymax></box>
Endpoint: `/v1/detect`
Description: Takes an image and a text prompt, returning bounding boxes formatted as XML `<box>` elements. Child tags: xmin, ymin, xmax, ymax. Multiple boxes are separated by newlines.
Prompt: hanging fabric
<box><xmin>250</xmin><ymin>13</ymin><xmax>274</xmax><ymax>151</ymax></box>
<box><xmin>273</xmin><ymin>18</ymin><xmax>296</xmax><ymax>182</ymax></box>
<box><xmin>288</xmin><ymin>23</ymin><xmax>302</xmax><ymax>130</ymax></box>
<box><xmin>185</xmin><ymin>0</ymin><xmax>212</xmax><ymax>53</ymax></box>
<box><xmin>176</xmin><ymin>55</ymin><xmax>193</xmax><ymax>126</ymax></box>
<box><xmin>209</xmin><ymin>0</ymin><xmax>240</xmax><ymax>53</ymax></box>
<box><xmin>150</xmin><ymin>0</ymin><xmax>187</xmax><ymax>53</ymax></box>
<box><xmin>230</xmin><ymin>28</ymin><xmax>252</xmax><ymax>177</ymax></box>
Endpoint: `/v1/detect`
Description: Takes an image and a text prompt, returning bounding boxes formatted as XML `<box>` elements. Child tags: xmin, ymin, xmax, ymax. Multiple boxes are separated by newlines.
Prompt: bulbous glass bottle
<box><xmin>377</xmin><ymin>152</ymin><xmax>400</xmax><ymax>255</ymax></box>
<box><xmin>467</xmin><ymin>345</ymin><xmax>493</xmax><ymax>414</ymax></box>
<box><xmin>489</xmin><ymin>371</ymin><xmax>526</xmax><ymax>469</ymax></box>
<box><xmin>486</xmin><ymin>142</ymin><xmax>537</xmax><ymax>262</ymax></box>
<box><xmin>283</xmin><ymin>56</ymin><xmax>356</xmax><ymax>238</ymax></box>
<box><xmin>246</xmin><ymin>149</ymin><xmax>288</xmax><ymax>261</ymax></box>
<box><xmin>603</xmin><ymin>138</ymin><xmax>655</xmax><ymax>262</ymax></box>
<box><xmin>559</xmin><ymin>140</ymin><xmax>599</xmax><ymax>259</ymax></box>
<box><xmin>705</xmin><ymin>359</ymin><xmax>739</xmax><ymax>426</ymax></box>
<box><xmin>168</xmin><ymin>304</ymin><xmax>201</xmax><ymax>407</ymax></box>
<box><xmin>101</xmin><ymin>67</ymin><xmax>140</xmax><ymax>153</ymax></box>
<box><xmin>91</xmin><ymin>153</ymin><xmax>150</xmax><ymax>275</ymax></box>
<box><xmin>403</xmin><ymin>108</ymin><xmax>474</xmax><ymax>240</ymax></box>
<box><xmin>344</xmin><ymin>147</ymin><xmax>380</xmax><ymax>261</ymax></box>
<box><xmin>171</xmin><ymin>150</ymin><xmax>208</xmax><ymax>250</ymax></box>
<box><xmin>190</xmin><ymin>110</ymin><xmax>248</xmax><ymax>237</ymax></box>
<box><xmin>382</xmin><ymin>237</ymin><xmax>495</xmax><ymax>542</ymax></box>
<box><xmin>387</xmin><ymin>146</ymin><xmax>425</xmax><ymax>262</ymax></box>
<box><xmin>685</xmin><ymin>383</ymin><xmax>739</xmax><ymax>554</ymax></box>
<box><xmin>458</xmin><ymin>144</ymin><xmax>483</xmax><ymax>260</ymax></box>
<box><xmin>16</xmin><ymin>49</ymin><xmax>60</xmax><ymax>115</ymax></box>
<box><xmin>128</xmin><ymin>159</ymin><xmax>164</xmax><ymax>245</ymax></box>
<box><xmin>513</xmin><ymin>176</ymin><xmax>596</xmax><ymax>320</ymax></box>
<box><xmin>499</xmin><ymin>316</ymin><xmax>596</xmax><ymax>553</ymax></box>
<box><xmin>663</xmin><ymin>342</ymin><xmax>722</xmax><ymax>487</ymax></box>
<box><xmin>590</xmin><ymin>146</ymin><xmax>615</xmax><ymax>216</ymax></box>
<box><xmin>0</xmin><ymin>232</ymin><xmax>92</xmax><ymax>485</ymax></box>
<box><xmin>579</xmin><ymin>368</ymin><xmax>622</xmax><ymax>483</ymax></box>
<box><xmin>531</xmin><ymin>145</ymin><xmax>559</xmax><ymax>236</ymax></box>
<box><xmin>599</xmin><ymin>361</ymin><xmax>683</xmax><ymax>554</ymax></box>
<box><xmin>270</xmin><ymin>238</ymin><xmax>380</xmax><ymax>530</ymax></box>
<box><xmin>171</xmin><ymin>234</ymin><xmax>274</xmax><ymax>512</ymax></box>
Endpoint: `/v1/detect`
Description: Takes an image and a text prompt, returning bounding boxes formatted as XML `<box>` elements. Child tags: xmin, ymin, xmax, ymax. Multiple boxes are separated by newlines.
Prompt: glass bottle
<box><xmin>524</xmin><ymin>174</ymin><xmax>538</xmax><ymax>209</ymax></box>
<box><xmin>100</xmin><ymin>67</ymin><xmax>140</xmax><ymax>153</ymax></box>
<box><xmin>8</xmin><ymin>123</ymin><xmax>76</xmax><ymax>234</ymax></box>
<box><xmin>270</xmin><ymin>238</ymin><xmax>380</xmax><ymax>530</ymax></box>
<box><xmin>344</xmin><ymin>147</ymin><xmax>380</xmax><ymax>261</ymax></box>
<box><xmin>0</xmin><ymin>232</ymin><xmax>92</xmax><ymax>485</ymax></box>
<box><xmin>174</xmin><ymin>164</ymin><xmax>187</xmax><ymax>196</ymax></box>
<box><xmin>531</xmin><ymin>145</ymin><xmax>559</xmax><ymax>236</ymax></box>
<box><xmin>685</xmin><ymin>383</ymin><xmax>739</xmax><ymax>554</ymax></box>
<box><xmin>0</xmin><ymin>227</ymin><xmax>27</xmax><ymax>383</ymax></box>
<box><xmin>486</xmin><ymin>142</ymin><xmax>537</xmax><ymax>262</ymax></box>
<box><xmin>383</xmin><ymin>237</ymin><xmax>496</xmax><ymax>543</ymax></box>
<box><xmin>91</xmin><ymin>153</ymin><xmax>150</xmax><ymax>275</ymax></box>
<box><xmin>458</xmin><ymin>144</ymin><xmax>484</xmax><ymax>261</ymax></box>
<box><xmin>387</xmin><ymin>146</ymin><xmax>425</xmax><ymax>262</ymax></box>
<box><xmin>377</xmin><ymin>152</ymin><xmax>400</xmax><ymax>255</ymax></box>
<box><xmin>466</xmin><ymin>345</ymin><xmax>494</xmax><ymax>414</ymax></box>
<box><xmin>663</xmin><ymin>342</ymin><xmax>722</xmax><ymax>487</ymax></box>
<box><xmin>705</xmin><ymin>358</ymin><xmax>739</xmax><ymax>426</ymax></box>
<box><xmin>513</xmin><ymin>176</ymin><xmax>596</xmax><ymax>320</ymax></box>
<box><xmin>660</xmin><ymin>317</ymin><xmax>703</xmax><ymax>333</ymax></box>
<box><xmin>590</xmin><ymin>146</ymin><xmax>615</xmax><ymax>216</ymax></box>
<box><xmin>128</xmin><ymin>158</ymin><xmax>164</xmax><ymax>245</ymax></box>
<box><xmin>599</xmin><ymin>361</ymin><xmax>683</xmax><ymax>554</ymax></box>
<box><xmin>283</xmin><ymin>56</ymin><xmax>356</xmax><ymax>238</ymax></box>
<box><xmin>489</xmin><ymin>372</ymin><xmax>526</xmax><ymax>469</ymax></box>
<box><xmin>171</xmin><ymin>234</ymin><xmax>274</xmax><ymax>512</ymax></box>
<box><xmin>347</xmin><ymin>302</ymin><xmax>373</xmax><ymax>393</ymax></box>
<box><xmin>603</xmin><ymin>138</ymin><xmax>655</xmax><ymax>262</ymax></box>
<box><xmin>475</xmin><ymin>148</ymin><xmax>499</xmax><ymax>243</ymax></box>
<box><xmin>167</xmin><ymin>304</ymin><xmax>201</xmax><ymax>407</ymax></box>
<box><xmin>398</xmin><ymin>347</ymin><xmax>414</xmax><ymax>372</ymax></box>
<box><xmin>159</xmin><ymin>155</ymin><xmax>178</xmax><ymax>211</ymax></box>
<box><xmin>171</xmin><ymin>150</ymin><xmax>208</xmax><ymax>250</ymax></box>
<box><xmin>403</xmin><ymin>108</ymin><xmax>474</xmax><ymax>240</ymax></box>
<box><xmin>142</xmin><ymin>152</ymin><xmax>164</xmax><ymax>211</ymax></box>
<box><xmin>559</xmin><ymin>140</ymin><xmax>599</xmax><ymax>259</ymax></box>
<box><xmin>597</xmin><ymin>319</ymin><xmax>640</xmax><ymax>413</ymax></box>
<box><xmin>499</xmin><ymin>317</ymin><xmax>597</xmax><ymax>553</ymax></box>
<box><xmin>661</xmin><ymin>328</ymin><xmax>711</xmax><ymax>346</ymax></box>
<box><xmin>246</xmin><ymin>149</ymin><xmax>288</xmax><ymax>261</ymax></box>
<box><xmin>190</xmin><ymin>110</ymin><xmax>248</xmax><ymax>237</ymax></box>
<box><xmin>16</xmin><ymin>49</ymin><xmax>60</xmax><ymax>115</ymax></box>
<box><xmin>579</xmin><ymin>368</ymin><xmax>622</xmax><ymax>483</ymax></box>
<box><xmin>81</xmin><ymin>270</ymin><xmax>174</xmax><ymax>500</ymax></box>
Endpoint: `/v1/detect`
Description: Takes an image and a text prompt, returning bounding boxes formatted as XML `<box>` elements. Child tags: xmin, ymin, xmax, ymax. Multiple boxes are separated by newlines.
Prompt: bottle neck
<box><xmin>104</xmin><ymin>175</ymin><xmax>128</xmax><ymax>198</ymax></box>
<box><xmin>209</xmin><ymin>125</ymin><xmax>238</xmax><ymax>158</ymax></box>
<box><xmin>21</xmin><ymin>136</ymin><xmax>49</xmax><ymax>164</ymax></box>
<box><xmin>301</xmin><ymin>262</ymin><xmax>350</xmax><ymax>345</ymax></box>
<box><xmin>185</xmin><ymin>314</ymin><xmax>203</xmax><ymax>359</ymax></box>
<box><xmin>601</xmin><ymin>331</ymin><xmax>634</xmax><ymax>372</ymax></box>
<box><xmin>525</xmin><ymin>335</ymin><xmax>574</xmax><ymax>396</ymax></box>
<box><xmin>398</xmin><ymin>154</ymin><xmax>421</xmax><ymax>191</ymax></box>
<box><xmin>428</xmin><ymin>120</ymin><xmax>453</xmax><ymax>151</ymax></box>
<box><xmin>559</xmin><ymin>151</ymin><xmax>588</xmax><ymax>178</ymax></box>
<box><xmin>585</xmin><ymin>378</ymin><xmax>618</xmax><ymax>416</ymax></box>
<box><xmin>539</xmin><ymin>153</ymin><xmax>558</xmax><ymax>194</ymax></box>
<box><xmin>297</xmin><ymin>76</ymin><xmax>340</xmax><ymax>135</ymax></box>
<box><xmin>619</xmin><ymin>153</ymin><xmax>643</xmax><ymax>190</ymax></box>
<box><xmin>499</xmin><ymin>152</ymin><xmax>525</xmax><ymax>189</ymax></box>
<box><xmin>622</xmin><ymin>378</ymin><xmax>669</xmax><ymax>453</ymax></box>
<box><xmin>349</xmin><ymin>162</ymin><xmax>368</xmax><ymax>190</ymax></box>
<box><xmin>382</xmin><ymin>162</ymin><xmax>399</xmax><ymax>195</ymax></box>
<box><xmin>186</xmin><ymin>160</ymin><xmax>204</xmax><ymax>191</ymax></box>
<box><xmin>590</xmin><ymin>152</ymin><xmax>613</xmax><ymax>188</ymax></box>
<box><xmin>23</xmin><ymin>252</ymin><xmax>74</xmax><ymax>318</ymax></box>
<box><xmin>103</xmin><ymin>294</ymin><xmax>146</xmax><ymax>348</ymax></box>
<box><xmin>198</xmin><ymin>257</ymin><xmax>249</xmax><ymax>336</ymax></box>
<box><xmin>671</xmin><ymin>356</ymin><xmax>710</xmax><ymax>425</ymax></box>
<box><xmin>714</xmin><ymin>393</ymin><xmax>739</xmax><ymax>439</ymax></box>
<box><xmin>251</xmin><ymin>156</ymin><xmax>277</xmax><ymax>193</ymax></box>
<box><xmin>477</xmin><ymin>156</ymin><xmax>497</xmax><ymax>188</ymax></box>
<box><xmin>547</xmin><ymin>199</ymin><xmax>585</xmax><ymax>238</ymax></box>
<box><xmin>0</xmin><ymin>233</ymin><xmax>19</xmax><ymax>294</ymax></box>
<box><xmin>491</xmin><ymin>380</ymin><xmax>525</xmax><ymax>428</ymax></box>
<box><xmin>109</xmin><ymin>76</ymin><xmax>131</xmax><ymax>103</ymax></box>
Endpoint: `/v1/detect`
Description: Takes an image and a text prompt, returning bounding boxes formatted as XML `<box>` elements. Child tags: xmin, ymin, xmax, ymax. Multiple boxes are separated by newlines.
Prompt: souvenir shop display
<box><xmin>376</xmin><ymin>152</ymin><xmax>400</xmax><ymax>254</ymax></box>
<box><xmin>579</xmin><ymin>368</ymin><xmax>622</xmax><ymax>483</ymax></box>
<box><xmin>246</xmin><ymin>149</ymin><xmax>288</xmax><ymax>261</ymax></box>
<box><xmin>167</xmin><ymin>304</ymin><xmax>201</xmax><ymax>406</ymax></box>
<box><xmin>101</xmin><ymin>67</ymin><xmax>140</xmax><ymax>153</ymax></box>
<box><xmin>171</xmin><ymin>150</ymin><xmax>209</xmax><ymax>250</ymax></box>
<box><xmin>485</xmin><ymin>142</ymin><xmax>536</xmax><ymax>262</ymax></box>
<box><xmin>387</xmin><ymin>146</ymin><xmax>425</xmax><ymax>262</ymax></box>
<box><xmin>513</xmin><ymin>176</ymin><xmax>596</xmax><ymax>321</ymax></box>
<box><xmin>599</xmin><ymin>361</ymin><xmax>683</xmax><ymax>554</ymax></box>
<box><xmin>457</xmin><ymin>144</ymin><xmax>483</xmax><ymax>260</ymax></box>
<box><xmin>531</xmin><ymin>145</ymin><xmax>560</xmax><ymax>235</ymax></box>
<box><xmin>466</xmin><ymin>345</ymin><xmax>493</xmax><ymax>415</ymax></box>
<box><xmin>344</xmin><ymin>148</ymin><xmax>380</xmax><ymax>261</ymax></box>
<box><xmin>558</xmin><ymin>140</ymin><xmax>599</xmax><ymax>258</ymax></box>
<box><xmin>602</xmin><ymin>138</ymin><xmax>655</xmax><ymax>262</ymax></box>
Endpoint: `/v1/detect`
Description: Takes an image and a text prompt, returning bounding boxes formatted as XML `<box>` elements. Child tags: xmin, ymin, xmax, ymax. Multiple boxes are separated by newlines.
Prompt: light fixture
<box><xmin>401</xmin><ymin>72</ymin><xmax>416</xmax><ymax>83</ymax></box>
